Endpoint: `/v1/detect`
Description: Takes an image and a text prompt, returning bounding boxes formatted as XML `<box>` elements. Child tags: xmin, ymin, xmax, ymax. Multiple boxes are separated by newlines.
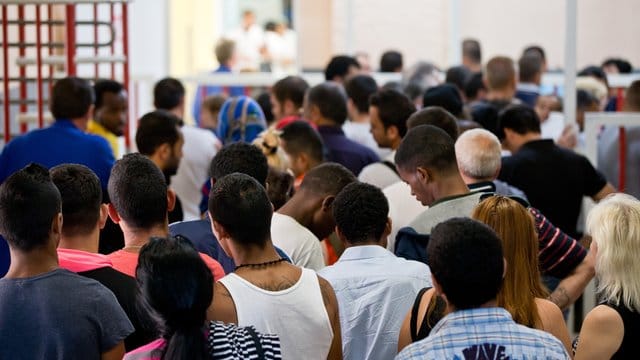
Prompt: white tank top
<box><xmin>219</xmin><ymin>268</ymin><xmax>334</xmax><ymax>360</ymax></box>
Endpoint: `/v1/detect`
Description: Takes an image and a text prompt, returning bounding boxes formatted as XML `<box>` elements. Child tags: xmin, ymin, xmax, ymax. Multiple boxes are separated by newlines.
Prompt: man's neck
<box><xmin>486</xmin><ymin>89</ymin><xmax>514</xmax><ymax>102</ymax></box>
<box><xmin>231</xmin><ymin>240</ymin><xmax>282</xmax><ymax>266</ymax></box>
<box><xmin>314</xmin><ymin>117</ymin><xmax>338</xmax><ymax>127</ymax></box>
<box><xmin>277</xmin><ymin>194</ymin><xmax>319</xmax><ymax>236</ymax></box>
<box><xmin>433</xmin><ymin>174</ymin><xmax>471</xmax><ymax>202</ymax></box>
<box><xmin>121</xmin><ymin>223</ymin><xmax>168</xmax><ymax>250</ymax></box>
<box><xmin>460</xmin><ymin>173</ymin><xmax>492</xmax><ymax>186</ymax></box>
<box><xmin>58</xmin><ymin>231</ymin><xmax>100</xmax><ymax>254</ymax></box>
<box><xmin>5</xmin><ymin>246</ymin><xmax>59</xmax><ymax>279</ymax></box>
<box><xmin>349</xmin><ymin>112</ymin><xmax>369</xmax><ymax>124</ymax></box>
<box><xmin>69</xmin><ymin>117</ymin><xmax>89</xmax><ymax>132</ymax></box>
<box><xmin>447</xmin><ymin>299</ymin><xmax>498</xmax><ymax>314</ymax></box>
<box><xmin>511</xmin><ymin>133</ymin><xmax>542</xmax><ymax>153</ymax></box>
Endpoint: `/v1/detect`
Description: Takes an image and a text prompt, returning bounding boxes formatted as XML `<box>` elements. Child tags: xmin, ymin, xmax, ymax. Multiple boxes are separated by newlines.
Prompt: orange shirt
<box><xmin>107</xmin><ymin>249</ymin><xmax>225</xmax><ymax>281</ymax></box>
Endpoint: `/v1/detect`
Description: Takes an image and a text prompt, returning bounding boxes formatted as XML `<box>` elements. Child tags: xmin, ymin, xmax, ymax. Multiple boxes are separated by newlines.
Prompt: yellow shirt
<box><xmin>87</xmin><ymin>119</ymin><xmax>119</xmax><ymax>158</ymax></box>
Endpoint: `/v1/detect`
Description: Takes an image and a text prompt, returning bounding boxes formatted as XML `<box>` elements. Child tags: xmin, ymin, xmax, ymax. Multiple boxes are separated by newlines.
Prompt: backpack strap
<box><xmin>380</xmin><ymin>160</ymin><xmax>399</xmax><ymax>176</ymax></box>
<box><xmin>246</xmin><ymin>326</ymin><xmax>266</xmax><ymax>358</ymax></box>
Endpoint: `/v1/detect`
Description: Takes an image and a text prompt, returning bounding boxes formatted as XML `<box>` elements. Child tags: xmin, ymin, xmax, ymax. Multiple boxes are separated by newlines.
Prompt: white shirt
<box><xmin>227</xmin><ymin>25</ymin><xmax>264</xmax><ymax>71</ymax></box>
<box><xmin>383</xmin><ymin>181</ymin><xmax>427</xmax><ymax>252</ymax></box>
<box><xmin>270</xmin><ymin>213</ymin><xmax>325</xmax><ymax>270</ymax></box>
<box><xmin>171</xmin><ymin>126</ymin><xmax>221</xmax><ymax>221</ymax></box>
<box><xmin>264</xmin><ymin>30</ymin><xmax>297</xmax><ymax>76</ymax></box>
<box><xmin>318</xmin><ymin>245</ymin><xmax>431</xmax><ymax>360</ymax></box>
<box><xmin>219</xmin><ymin>268</ymin><xmax>333</xmax><ymax>360</ymax></box>
<box><xmin>342</xmin><ymin>121</ymin><xmax>391</xmax><ymax>159</ymax></box>
<box><xmin>358</xmin><ymin>150</ymin><xmax>400</xmax><ymax>189</ymax></box>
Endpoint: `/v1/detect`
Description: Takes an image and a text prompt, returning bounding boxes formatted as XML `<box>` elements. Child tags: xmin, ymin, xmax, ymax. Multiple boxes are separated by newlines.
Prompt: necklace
<box><xmin>121</xmin><ymin>245</ymin><xmax>144</xmax><ymax>252</ymax></box>
<box><xmin>235</xmin><ymin>258</ymin><xmax>286</xmax><ymax>271</ymax></box>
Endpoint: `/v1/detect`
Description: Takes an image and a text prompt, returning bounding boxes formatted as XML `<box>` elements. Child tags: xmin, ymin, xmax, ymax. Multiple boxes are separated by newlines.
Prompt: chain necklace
<box><xmin>234</xmin><ymin>258</ymin><xmax>286</xmax><ymax>271</ymax></box>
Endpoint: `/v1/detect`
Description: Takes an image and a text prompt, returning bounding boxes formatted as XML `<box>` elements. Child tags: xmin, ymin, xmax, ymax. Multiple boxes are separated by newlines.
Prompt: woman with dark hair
<box><xmin>124</xmin><ymin>236</ymin><xmax>281</xmax><ymax>360</ymax></box>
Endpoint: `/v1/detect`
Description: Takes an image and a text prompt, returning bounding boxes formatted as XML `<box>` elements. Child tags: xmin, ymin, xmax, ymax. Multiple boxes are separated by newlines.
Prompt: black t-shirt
<box><xmin>79</xmin><ymin>267</ymin><xmax>155</xmax><ymax>351</ymax></box>
<box><xmin>604</xmin><ymin>301</ymin><xmax>640</xmax><ymax>359</ymax></box>
<box><xmin>499</xmin><ymin>139</ymin><xmax>607</xmax><ymax>238</ymax></box>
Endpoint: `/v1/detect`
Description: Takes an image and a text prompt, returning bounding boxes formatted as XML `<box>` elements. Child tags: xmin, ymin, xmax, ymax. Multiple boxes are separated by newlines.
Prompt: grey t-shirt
<box><xmin>0</xmin><ymin>268</ymin><xmax>134</xmax><ymax>359</ymax></box>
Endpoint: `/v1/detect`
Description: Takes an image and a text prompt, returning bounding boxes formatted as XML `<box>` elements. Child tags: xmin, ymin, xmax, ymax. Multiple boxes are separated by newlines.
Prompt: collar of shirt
<box><xmin>57</xmin><ymin>248</ymin><xmax>113</xmax><ymax>273</ymax></box>
<box><xmin>317</xmin><ymin>125</ymin><xmax>346</xmax><ymax>136</ymax></box>
<box><xmin>431</xmin><ymin>307</ymin><xmax>514</xmax><ymax>335</ymax></box>
<box><xmin>516</xmin><ymin>82</ymin><xmax>540</xmax><ymax>93</ymax></box>
<box><xmin>337</xmin><ymin>245</ymin><xmax>393</xmax><ymax>263</ymax></box>
<box><xmin>521</xmin><ymin>138</ymin><xmax>555</xmax><ymax>151</ymax></box>
<box><xmin>467</xmin><ymin>181</ymin><xmax>496</xmax><ymax>193</ymax></box>
<box><xmin>52</xmin><ymin>119</ymin><xmax>81</xmax><ymax>131</ymax></box>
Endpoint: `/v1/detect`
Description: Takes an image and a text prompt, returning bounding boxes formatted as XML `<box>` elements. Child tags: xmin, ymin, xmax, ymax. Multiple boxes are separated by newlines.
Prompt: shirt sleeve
<box><xmin>581</xmin><ymin>155</ymin><xmax>608</xmax><ymax>197</ymax></box>
<box><xmin>200</xmin><ymin>253</ymin><xmax>225</xmax><ymax>281</ymax></box>
<box><xmin>93</xmin><ymin>283</ymin><xmax>135</xmax><ymax>353</ymax></box>
<box><xmin>530</xmin><ymin>207</ymin><xmax>587</xmax><ymax>278</ymax></box>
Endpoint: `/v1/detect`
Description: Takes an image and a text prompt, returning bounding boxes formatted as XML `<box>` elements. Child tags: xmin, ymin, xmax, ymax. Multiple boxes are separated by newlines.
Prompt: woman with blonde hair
<box><xmin>574</xmin><ymin>193</ymin><xmax>640</xmax><ymax>359</ymax></box>
<box><xmin>397</xmin><ymin>195</ymin><xmax>571</xmax><ymax>354</ymax></box>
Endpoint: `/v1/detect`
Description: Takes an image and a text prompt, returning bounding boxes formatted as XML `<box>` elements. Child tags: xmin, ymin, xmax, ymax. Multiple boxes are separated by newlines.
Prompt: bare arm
<box><xmin>575</xmin><ymin>305</ymin><xmax>624</xmax><ymax>360</ymax></box>
<box><xmin>207</xmin><ymin>282</ymin><xmax>238</xmax><ymax>324</ymax></box>
<box><xmin>592</xmin><ymin>183</ymin><xmax>616</xmax><ymax>202</ymax></box>
<box><xmin>318</xmin><ymin>276</ymin><xmax>343</xmax><ymax>360</ymax></box>
<box><xmin>536</xmin><ymin>298</ymin><xmax>573</xmax><ymax>357</ymax></box>
<box><xmin>548</xmin><ymin>249</ymin><xmax>595</xmax><ymax>310</ymax></box>
<box><xmin>102</xmin><ymin>341</ymin><xmax>125</xmax><ymax>360</ymax></box>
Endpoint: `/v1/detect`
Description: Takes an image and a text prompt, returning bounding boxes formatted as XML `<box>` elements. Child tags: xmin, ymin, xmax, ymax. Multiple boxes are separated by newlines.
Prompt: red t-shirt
<box><xmin>107</xmin><ymin>249</ymin><xmax>224</xmax><ymax>281</ymax></box>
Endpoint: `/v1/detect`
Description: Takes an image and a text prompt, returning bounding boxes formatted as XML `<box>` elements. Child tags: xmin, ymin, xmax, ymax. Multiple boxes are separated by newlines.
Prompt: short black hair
<box><xmin>94</xmin><ymin>79</ymin><xmax>124</xmax><ymax>109</ymax></box>
<box><xmin>462</xmin><ymin>39</ymin><xmax>481</xmax><ymax>63</ymax></box>
<box><xmin>272</xmin><ymin>76</ymin><xmax>310</xmax><ymax>110</ymax></box>
<box><xmin>345</xmin><ymin>75</ymin><xmax>378</xmax><ymax>113</ymax></box>
<box><xmin>422</xmin><ymin>84</ymin><xmax>463</xmax><ymax>118</ymax></box>
<box><xmin>280</xmin><ymin>121</ymin><xmax>324</xmax><ymax>163</ymax></box>
<box><xmin>50</xmin><ymin>164</ymin><xmax>102</xmax><ymax>237</ymax></box>
<box><xmin>428</xmin><ymin>218</ymin><xmax>504</xmax><ymax>310</ymax></box>
<box><xmin>577</xmin><ymin>89</ymin><xmax>599</xmax><ymax>110</ymax></box>
<box><xmin>395</xmin><ymin>125</ymin><xmax>457</xmax><ymax>174</ymax></box>
<box><xmin>209</xmin><ymin>173</ymin><xmax>272</xmax><ymax>247</ymax></box>
<box><xmin>266</xmin><ymin>167</ymin><xmax>294</xmax><ymax>211</ymax></box>
<box><xmin>333</xmin><ymin>182</ymin><xmax>388</xmax><ymax>244</ymax></box>
<box><xmin>108</xmin><ymin>153</ymin><xmax>168</xmax><ymax>229</ymax></box>
<box><xmin>299</xmin><ymin>162</ymin><xmax>357</xmax><ymax>196</ymax></box>
<box><xmin>153</xmin><ymin>77</ymin><xmax>185</xmax><ymax>111</ymax></box>
<box><xmin>407</xmin><ymin>107</ymin><xmax>459</xmax><ymax>140</ymax></box>
<box><xmin>445</xmin><ymin>66</ymin><xmax>471</xmax><ymax>92</ymax></box>
<box><xmin>379</xmin><ymin>50</ymin><xmax>403</xmax><ymax>72</ymax></box>
<box><xmin>50</xmin><ymin>77</ymin><xmax>95</xmax><ymax>119</ymax></box>
<box><xmin>135</xmin><ymin>110</ymin><xmax>182</xmax><ymax>156</ymax></box>
<box><xmin>523</xmin><ymin>45</ymin><xmax>546</xmax><ymax>62</ymax></box>
<box><xmin>324</xmin><ymin>55</ymin><xmax>360</xmax><ymax>81</ymax></box>
<box><xmin>369</xmin><ymin>89</ymin><xmax>415</xmax><ymax>138</ymax></box>
<box><xmin>307</xmin><ymin>82</ymin><xmax>348</xmax><ymax>125</ymax></box>
<box><xmin>498</xmin><ymin>104</ymin><xmax>541</xmax><ymax>140</ymax></box>
<box><xmin>578</xmin><ymin>65</ymin><xmax>608</xmax><ymax>86</ymax></box>
<box><xmin>464</xmin><ymin>72</ymin><xmax>485</xmax><ymax>100</ymax></box>
<box><xmin>0</xmin><ymin>163</ymin><xmax>61</xmax><ymax>251</ymax></box>
<box><xmin>518</xmin><ymin>54</ymin><xmax>543</xmax><ymax>83</ymax></box>
<box><xmin>209</xmin><ymin>142</ymin><xmax>269</xmax><ymax>186</ymax></box>
<box><xmin>602</xmin><ymin>58</ymin><xmax>633</xmax><ymax>74</ymax></box>
<box><xmin>256</xmin><ymin>92</ymin><xmax>274</xmax><ymax>123</ymax></box>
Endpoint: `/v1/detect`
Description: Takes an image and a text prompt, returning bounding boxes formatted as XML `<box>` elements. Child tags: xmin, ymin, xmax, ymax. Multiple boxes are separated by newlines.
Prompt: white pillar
<box><xmin>564</xmin><ymin>0</ymin><xmax>577</xmax><ymax>124</ymax></box>
<box><xmin>448</xmin><ymin>0</ymin><xmax>461</xmax><ymax>67</ymax></box>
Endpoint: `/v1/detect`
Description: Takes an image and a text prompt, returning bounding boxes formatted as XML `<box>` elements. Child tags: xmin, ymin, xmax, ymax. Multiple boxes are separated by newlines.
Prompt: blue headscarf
<box><xmin>217</xmin><ymin>96</ymin><xmax>267</xmax><ymax>145</ymax></box>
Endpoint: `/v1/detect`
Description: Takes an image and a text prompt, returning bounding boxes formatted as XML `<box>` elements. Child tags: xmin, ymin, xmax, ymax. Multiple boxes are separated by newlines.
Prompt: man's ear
<box><xmin>51</xmin><ymin>212</ymin><xmax>63</xmax><ymax>240</ymax></box>
<box><xmin>321</xmin><ymin>195</ymin><xmax>335</xmax><ymax>212</ymax></box>
<box><xmin>284</xmin><ymin>99</ymin><xmax>297</xmax><ymax>116</ymax></box>
<box><xmin>416</xmin><ymin>166</ymin><xmax>430</xmax><ymax>184</ymax></box>
<box><xmin>108</xmin><ymin>203</ymin><xmax>121</xmax><ymax>224</ymax></box>
<box><xmin>157</xmin><ymin>143</ymin><xmax>171</xmax><ymax>162</ymax></box>
<box><xmin>386</xmin><ymin>125</ymin><xmax>400</xmax><ymax>141</ymax></box>
<box><xmin>167</xmin><ymin>188</ymin><xmax>176</xmax><ymax>212</ymax></box>
<box><xmin>98</xmin><ymin>203</ymin><xmax>109</xmax><ymax>230</ymax></box>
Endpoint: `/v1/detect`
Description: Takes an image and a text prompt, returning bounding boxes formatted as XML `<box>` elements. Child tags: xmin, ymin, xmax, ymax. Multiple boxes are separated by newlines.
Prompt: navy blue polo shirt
<box><xmin>0</xmin><ymin>119</ymin><xmax>115</xmax><ymax>189</ymax></box>
<box><xmin>317</xmin><ymin>125</ymin><xmax>379</xmax><ymax>176</ymax></box>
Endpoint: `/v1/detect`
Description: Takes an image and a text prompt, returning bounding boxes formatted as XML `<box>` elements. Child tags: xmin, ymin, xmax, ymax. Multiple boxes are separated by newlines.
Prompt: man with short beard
<box><xmin>135</xmin><ymin>110</ymin><xmax>185</xmax><ymax>223</ymax></box>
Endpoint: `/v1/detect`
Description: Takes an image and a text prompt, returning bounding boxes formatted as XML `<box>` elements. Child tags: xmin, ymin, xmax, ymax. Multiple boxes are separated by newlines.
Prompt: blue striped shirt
<box><xmin>395</xmin><ymin>307</ymin><xmax>569</xmax><ymax>360</ymax></box>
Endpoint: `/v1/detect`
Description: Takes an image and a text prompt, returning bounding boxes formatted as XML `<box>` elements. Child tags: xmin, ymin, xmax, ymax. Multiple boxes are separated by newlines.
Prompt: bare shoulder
<box><xmin>207</xmin><ymin>281</ymin><xmax>237</xmax><ymax>323</ymax></box>
<box><xmin>584</xmin><ymin>304</ymin><xmax>624</xmax><ymax>328</ymax></box>
<box><xmin>316</xmin><ymin>274</ymin><xmax>338</xmax><ymax>307</ymax></box>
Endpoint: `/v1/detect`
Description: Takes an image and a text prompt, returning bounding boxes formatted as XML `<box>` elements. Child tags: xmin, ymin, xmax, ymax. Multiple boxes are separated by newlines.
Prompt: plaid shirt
<box><xmin>395</xmin><ymin>307</ymin><xmax>569</xmax><ymax>360</ymax></box>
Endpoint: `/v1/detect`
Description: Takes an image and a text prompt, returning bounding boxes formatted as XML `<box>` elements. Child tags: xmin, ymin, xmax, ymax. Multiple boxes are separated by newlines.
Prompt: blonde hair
<box><xmin>587</xmin><ymin>193</ymin><xmax>640</xmax><ymax>313</ymax></box>
<box><xmin>252</xmin><ymin>127</ymin><xmax>289</xmax><ymax>171</ymax></box>
<box><xmin>472</xmin><ymin>196</ymin><xmax>548</xmax><ymax>327</ymax></box>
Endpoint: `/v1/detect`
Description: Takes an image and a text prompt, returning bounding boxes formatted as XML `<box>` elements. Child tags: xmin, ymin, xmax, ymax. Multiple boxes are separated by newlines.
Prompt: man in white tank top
<box><xmin>206</xmin><ymin>173</ymin><xmax>342</xmax><ymax>360</ymax></box>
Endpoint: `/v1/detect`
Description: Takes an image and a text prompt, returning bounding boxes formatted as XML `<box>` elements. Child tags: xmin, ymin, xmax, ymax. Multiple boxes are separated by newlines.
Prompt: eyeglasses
<box><xmin>479</xmin><ymin>192</ymin><xmax>530</xmax><ymax>208</ymax></box>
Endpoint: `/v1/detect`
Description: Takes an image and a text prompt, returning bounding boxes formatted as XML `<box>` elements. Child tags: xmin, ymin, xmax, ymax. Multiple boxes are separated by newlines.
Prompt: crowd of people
<box><xmin>0</xmin><ymin>36</ymin><xmax>639</xmax><ymax>359</ymax></box>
